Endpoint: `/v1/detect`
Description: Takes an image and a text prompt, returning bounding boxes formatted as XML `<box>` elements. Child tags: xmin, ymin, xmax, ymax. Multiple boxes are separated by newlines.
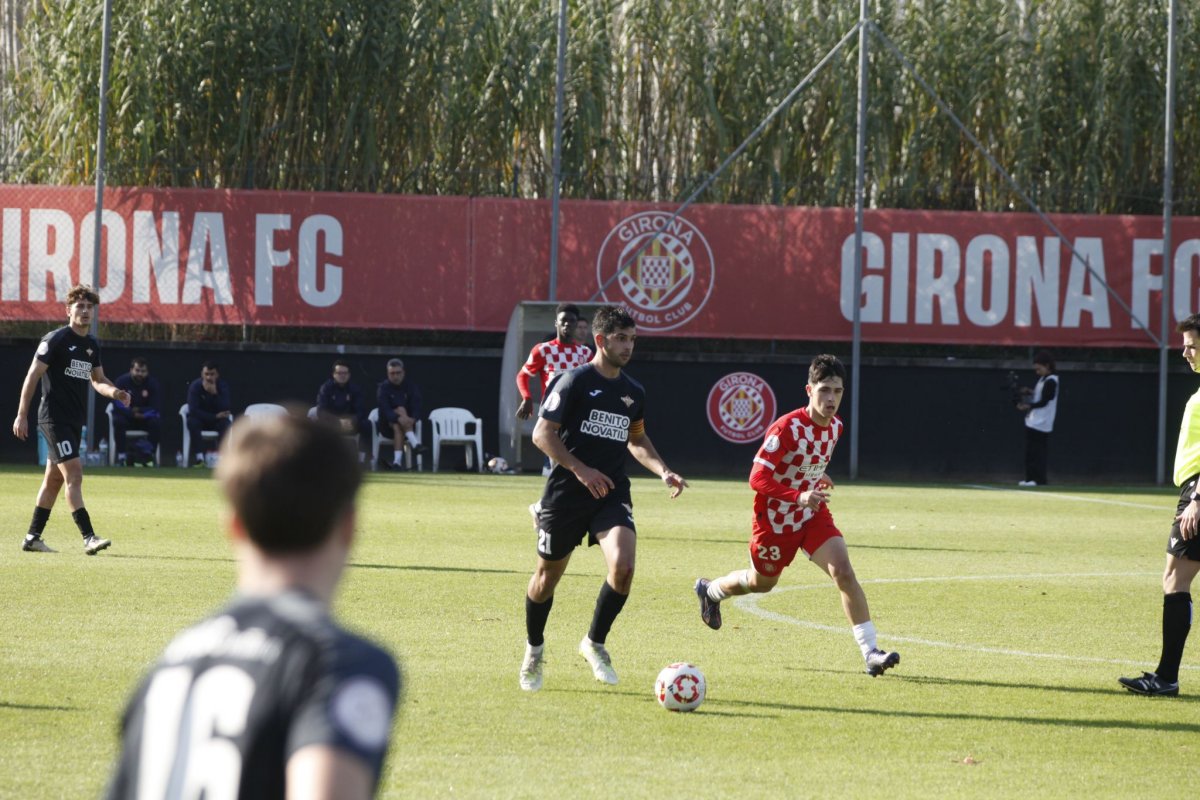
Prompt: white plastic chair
<box><xmin>368</xmin><ymin>407</ymin><xmax>423</xmax><ymax>471</ymax></box>
<box><xmin>179</xmin><ymin>403</ymin><xmax>221</xmax><ymax>466</ymax></box>
<box><xmin>105</xmin><ymin>402</ymin><xmax>161</xmax><ymax>466</ymax></box>
<box><xmin>428</xmin><ymin>407</ymin><xmax>483</xmax><ymax>473</ymax></box>
<box><xmin>243</xmin><ymin>403</ymin><xmax>288</xmax><ymax>418</ymax></box>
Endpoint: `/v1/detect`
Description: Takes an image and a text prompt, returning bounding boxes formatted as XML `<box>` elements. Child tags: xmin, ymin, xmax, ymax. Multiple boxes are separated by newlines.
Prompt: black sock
<box><xmin>71</xmin><ymin>508</ymin><xmax>95</xmax><ymax>539</ymax></box>
<box><xmin>27</xmin><ymin>507</ymin><xmax>51</xmax><ymax>539</ymax></box>
<box><xmin>1155</xmin><ymin>592</ymin><xmax>1193</xmax><ymax>684</ymax></box>
<box><xmin>587</xmin><ymin>581</ymin><xmax>628</xmax><ymax>645</ymax></box>
<box><xmin>525</xmin><ymin>595</ymin><xmax>554</xmax><ymax>648</ymax></box>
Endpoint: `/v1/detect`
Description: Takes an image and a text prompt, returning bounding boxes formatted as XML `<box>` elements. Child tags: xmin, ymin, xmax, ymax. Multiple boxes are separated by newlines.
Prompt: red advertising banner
<box><xmin>1</xmin><ymin>185</ymin><xmax>1195</xmax><ymax>347</ymax></box>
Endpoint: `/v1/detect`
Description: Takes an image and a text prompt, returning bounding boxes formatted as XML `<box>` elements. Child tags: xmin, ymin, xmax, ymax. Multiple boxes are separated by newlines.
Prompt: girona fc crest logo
<box><xmin>595</xmin><ymin>211</ymin><xmax>715</xmax><ymax>332</ymax></box>
<box><xmin>706</xmin><ymin>371</ymin><xmax>776</xmax><ymax>444</ymax></box>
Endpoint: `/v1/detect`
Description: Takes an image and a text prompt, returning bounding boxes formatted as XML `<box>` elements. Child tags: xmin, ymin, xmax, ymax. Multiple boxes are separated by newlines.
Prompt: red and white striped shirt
<box><xmin>750</xmin><ymin>407</ymin><xmax>842</xmax><ymax>534</ymax></box>
<box><xmin>516</xmin><ymin>338</ymin><xmax>592</xmax><ymax>399</ymax></box>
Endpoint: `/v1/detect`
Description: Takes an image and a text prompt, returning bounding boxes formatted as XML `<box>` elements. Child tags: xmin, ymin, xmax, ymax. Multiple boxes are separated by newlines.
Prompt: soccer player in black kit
<box><xmin>12</xmin><ymin>284</ymin><xmax>131</xmax><ymax>554</ymax></box>
<box><xmin>519</xmin><ymin>305</ymin><xmax>688</xmax><ymax>691</ymax></box>
<box><xmin>105</xmin><ymin>413</ymin><xmax>401</xmax><ymax>800</ymax></box>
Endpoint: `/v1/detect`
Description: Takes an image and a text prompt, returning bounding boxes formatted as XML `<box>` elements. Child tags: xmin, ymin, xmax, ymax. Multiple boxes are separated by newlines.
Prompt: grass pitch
<box><xmin>0</xmin><ymin>465</ymin><xmax>1194</xmax><ymax>798</ymax></box>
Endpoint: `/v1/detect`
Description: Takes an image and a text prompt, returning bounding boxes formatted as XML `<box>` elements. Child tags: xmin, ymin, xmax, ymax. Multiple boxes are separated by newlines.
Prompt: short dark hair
<box><xmin>66</xmin><ymin>284</ymin><xmax>100</xmax><ymax>305</ymax></box>
<box><xmin>332</xmin><ymin>359</ymin><xmax>350</xmax><ymax>371</ymax></box>
<box><xmin>1178</xmin><ymin>314</ymin><xmax>1200</xmax><ymax>336</ymax></box>
<box><xmin>216</xmin><ymin>414</ymin><xmax>362</xmax><ymax>554</ymax></box>
<box><xmin>202</xmin><ymin>359</ymin><xmax>219</xmax><ymax>372</ymax></box>
<box><xmin>808</xmin><ymin>354</ymin><xmax>846</xmax><ymax>385</ymax></box>
<box><xmin>556</xmin><ymin>303</ymin><xmax>581</xmax><ymax>319</ymax></box>
<box><xmin>130</xmin><ymin>356</ymin><xmax>148</xmax><ymax>369</ymax></box>
<box><xmin>1033</xmin><ymin>350</ymin><xmax>1056</xmax><ymax>372</ymax></box>
<box><xmin>592</xmin><ymin>305</ymin><xmax>635</xmax><ymax>336</ymax></box>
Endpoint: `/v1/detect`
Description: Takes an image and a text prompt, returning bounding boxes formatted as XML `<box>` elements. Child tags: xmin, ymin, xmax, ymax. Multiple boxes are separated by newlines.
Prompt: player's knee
<box><xmin>829</xmin><ymin>562</ymin><xmax>858</xmax><ymax>590</ymax></box>
<box><xmin>746</xmin><ymin>570</ymin><xmax>776</xmax><ymax>593</ymax></box>
<box><xmin>609</xmin><ymin>563</ymin><xmax>634</xmax><ymax>591</ymax></box>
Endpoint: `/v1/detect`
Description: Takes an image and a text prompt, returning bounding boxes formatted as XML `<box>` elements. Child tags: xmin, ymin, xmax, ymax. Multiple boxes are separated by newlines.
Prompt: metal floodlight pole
<box><xmin>86</xmin><ymin>0</ymin><xmax>114</xmax><ymax>455</ymax></box>
<box><xmin>849</xmin><ymin>0</ymin><xmax>870</xmax><ymax>480</ymax></box>
<box><xmin>1158</xmin><ymin>0</ymin><xmax>1179</xmax><ymax>486</ymax></box>
<box><xmin>547</xmin><ymin>0</ymin><xmax>568</xmax><ymax>301</ymax></box>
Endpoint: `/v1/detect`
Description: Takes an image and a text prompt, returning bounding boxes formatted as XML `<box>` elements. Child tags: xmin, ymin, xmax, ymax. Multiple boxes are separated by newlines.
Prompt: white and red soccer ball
<box><xmin>654</xmin><ymin>662</ymin><xmax>706</xmax><ymax>712</ymax></box>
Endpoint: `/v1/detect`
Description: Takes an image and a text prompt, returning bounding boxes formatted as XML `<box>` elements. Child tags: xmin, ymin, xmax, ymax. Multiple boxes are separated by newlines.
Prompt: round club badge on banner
<box><xmin>706</xmin><ymin>372</ymin><xmax>776</xmax><ymax>444</ymax></box>
<box><xmin>595</xmin><ymin>211</ymin><xmax>715</xmax><ymax>332</ymax></box>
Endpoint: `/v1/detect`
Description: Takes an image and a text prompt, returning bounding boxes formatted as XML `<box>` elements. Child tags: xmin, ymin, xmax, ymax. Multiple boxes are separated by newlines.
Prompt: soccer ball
<box><xmin>487</xmin><ymin>456</ymin><xmax>509</xmax><ymax>474</ymax></box>
<box><xmin>654</xmin><ymin>662</ymin><xmax>705</xmax><ymax>712</ymax></box>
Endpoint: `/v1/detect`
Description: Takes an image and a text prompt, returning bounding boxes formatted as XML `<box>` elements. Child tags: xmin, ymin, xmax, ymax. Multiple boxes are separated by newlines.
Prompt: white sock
<box><xmin>406</xmin><ymin>431</ymin><xmax>420</xmax><ymax>448</ymax></box>
<box><xmin>526</xmin><ymin>642</ymin><xmax>544</xmax><ymax>656</ymax></box>
<box><xmin>853</xmin><ymin>621</ymin><xmax>878</xmax><ymax>657</ymax></box>
<box><xmin>393</xmin><ymin>452</ymin><xmax>404</xmax><ymax>465</ymax></box>
<box><xmin>707</xmin><ymin>579</ymin><xmax>730</xmax><ymax>602</ymax></box>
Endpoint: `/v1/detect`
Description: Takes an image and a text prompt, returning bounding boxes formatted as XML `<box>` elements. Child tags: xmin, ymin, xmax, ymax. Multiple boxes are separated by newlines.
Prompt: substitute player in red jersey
<box><xmin>515</xmin><ymin>303</ymin><xmax>592</xmax><ymax>422</ymax></box>
<box><xmin>693</xmin><ymin>354</ymin><xmax>900</xmax><ymax>677</ymax></box>
<box><xmin>516</xmin><ymin>303</ymin><xmax>592</xmax><ymax>479</ymax></box>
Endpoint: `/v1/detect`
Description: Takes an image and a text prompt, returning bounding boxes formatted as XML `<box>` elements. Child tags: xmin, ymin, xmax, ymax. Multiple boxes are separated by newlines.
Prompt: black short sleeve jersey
<box><xmin>539</xmin><ymin>364</ymin><xmax>646</xmax><ymax>507</ymax></box>
<box><xmin>34</xmin><ymin>326</ymin><xmax>101</xmax><ymax>426</ymax></box>
<box><xmin>105</xmin><ymin>591</ymin><xmax>401</xmax><ymax>800</ymax></box>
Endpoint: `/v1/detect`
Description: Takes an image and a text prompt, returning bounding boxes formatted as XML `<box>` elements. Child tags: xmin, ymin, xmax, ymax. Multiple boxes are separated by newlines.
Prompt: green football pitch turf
<box><xmin>0</xmin><ymin>465</ymin><xmax>1195</xmax><ymax>798</ymax></box>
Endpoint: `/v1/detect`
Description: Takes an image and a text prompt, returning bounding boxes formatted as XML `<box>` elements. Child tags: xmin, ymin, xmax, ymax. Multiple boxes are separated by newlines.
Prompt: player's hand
<box><xmin>816</xmin><ymin>474</ymin><xmax>835</xmax><ymax>491</ymax></box>
<box><xmin>114</xmin><ymin>389</ymin><xmax>132</xmax><ymax>406</ymax></box>
<box><xmin>662</xmin><ymin>471</ymin><xmax>688</xmax><ymax>499</ymax></box>
<box><xmin>574</xmin><ymin>465</ymin><xmax>615</xmax><ymax>499</ymax></box>
<box><xmin>516</xmin><ymin>398</ymin><xmax>533</xmax><ymax>420</ymax></box>
<box><xmin>799</xmin><ymin>489</ymin><xmax>828</xmax><ymax>509</ymax></box>
<box><xmin>12</xmin><ymin>415</ymin><xmax>27</xmax><ymax>440</ymax></box>
<box><xmin>1176</xmin><ymin>501</ymin><xmax>1200</xmax><ymax>539</ymax></box>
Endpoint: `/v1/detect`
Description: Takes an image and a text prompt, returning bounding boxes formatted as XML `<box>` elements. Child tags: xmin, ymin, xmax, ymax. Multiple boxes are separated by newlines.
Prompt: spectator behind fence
<box><xmin>316</xmin><ymin>359</ymin><xmax>368</xmax><ymax>451</ymax></box>
<box><xmin>186</xmin><ymin>360</ymin><xmax>233</xmax><ymax>466</ymax></box>
<box><xmin>112</xmin><ymin>356</ymin><xmax>163</xmax><ymax>466</ymax></box>
<box><xmin>376</xmin><ymin>358</ymin><xmax>427</xmax><ymax>470</ymax></box>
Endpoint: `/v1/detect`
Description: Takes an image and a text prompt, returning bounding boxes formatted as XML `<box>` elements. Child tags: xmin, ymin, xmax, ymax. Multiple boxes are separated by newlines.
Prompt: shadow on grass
<box><xmin>548</xmin><ymin>687</ymin><xmax>766</xmax><ymax>717</ymax></box>
<box><xmin>851</xmin><ymin>543</ymin><xmax>1010</xmax><ymax>554</ymax></box>
<box><xmin>349</xmin><ymin>562</ymin><xmax>527</xmax><ymax>576</ymax></box>
<box><xmin>650</xmin><ymin>536</ymin><xmax>747</xmax><ymax>545</ymax></box>
<box><xmin>787</xmin><ymin>667</ymin><xmax>1200</xmax><ymax>704</ymax></box>
<box><xmin>0</xmin><ymin>701</ymin><xmax>78</xmax><ymax>712</ymax></box>
<box><xmin>102</xmin><ymin>553</ymin><xmax>525</xmax><ymax>576</ymax></box>
<box><xmin>710</xmin><ymin>695</ymin><xmax>1200</xmax><ymax>731</ymax></box>
<box><xmin>107</xmin><ymin>553</ymin><xmax>235</xmax><ymax>565</ymax></box>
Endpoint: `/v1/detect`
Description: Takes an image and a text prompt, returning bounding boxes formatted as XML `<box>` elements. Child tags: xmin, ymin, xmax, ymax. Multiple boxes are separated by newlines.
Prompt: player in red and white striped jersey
<box><xmin>693</xmin><ymin>354</ymin><xmax>900</xmax><ymax>677</ymax></box>
<box><xmin>516</xmin><ymin>304</ymin><xmax>592</xmax><ymax>421</ymax></box>
<box><xmin>516</xmin><ymin>304</ymin><xmax>592</xmax><ymax>481</ymax></box>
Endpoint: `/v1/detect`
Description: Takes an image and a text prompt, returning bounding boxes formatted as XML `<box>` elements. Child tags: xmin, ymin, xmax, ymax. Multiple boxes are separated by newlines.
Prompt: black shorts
<box><xmin>1168</xmin><ymin>476</ymin><xmax>1200</xmax><ymax>561</ymax></box>
<box><xmin>39</xmin><ymin>421</ymin><xmax>81</xmax><ymax>464</ymax></box>
<box><xmin>535</xmin><ymin>487</ymin><xmax>636</xmax><ymax>561</ymax></box>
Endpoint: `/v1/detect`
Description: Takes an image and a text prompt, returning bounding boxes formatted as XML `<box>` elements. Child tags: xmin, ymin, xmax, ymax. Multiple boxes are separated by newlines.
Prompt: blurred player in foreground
<box><xmin>519</xmin><ymin>305</ymin><xmax>688</xmax><ymax>691</ymax></box>
<box><xmin>1120</xmin><ymin>315</ymin><xmax>1200</xmax><ymax>697</ymax></box>
<box><xmin>12</xmin><ymin>284</ymin><xmax>130</xmax><ymax>554</ymax></box>
<box><xmin>105</xmin><ymin>414</ymin><xmax>401</xmax><ymax>798</ymax></box>
<box><xmin>694</xmin><ymin>354</ymin><xmax>901</xmax><ymax>677</ymax></box>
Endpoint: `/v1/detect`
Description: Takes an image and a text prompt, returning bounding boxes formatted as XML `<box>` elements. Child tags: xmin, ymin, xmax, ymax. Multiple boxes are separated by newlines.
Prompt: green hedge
<box><xmin>5</xmin><ymin>0</ymin><xmax>1197</xmax><ymax>214</ymax></box>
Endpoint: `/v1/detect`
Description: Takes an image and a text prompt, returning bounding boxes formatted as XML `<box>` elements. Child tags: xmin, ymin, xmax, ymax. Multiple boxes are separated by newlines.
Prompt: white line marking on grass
<box><xmin>732</xmin><ymin>572</ymin><xmax>1199</xmax><ymax>671</ymax></box>
<box><xmin>961</xmin><ymin>484</ymin><xmax>1168</xmax><ymax>511</ymax></box>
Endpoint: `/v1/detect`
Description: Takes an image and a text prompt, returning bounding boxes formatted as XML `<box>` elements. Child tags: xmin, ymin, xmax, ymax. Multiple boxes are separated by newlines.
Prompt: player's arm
<box><xmin>749</xmin><ymin>463</ymin><xmax>827</xmax><ymax>509</ymax></box>
<box><xmin>12</xmin><ymin>358</ymin><xmax>49</xmax><ymax>440</ymax></box>
<box><xmin>533</xmin><ymin>417</ymin><xmax>615</xmax><ymax>499</ymax></box>
<box><xmin>1177</xmin><ymin>494</ymin><xmax>1200</xmax><ymax>539</ymax></box>
<box><xmin>515</xmin><ymin>349</ymin><xmax>545</xmax><ymax>420</ymax></box>
<box><xmin>286</xmin><ymin>746</ymin><xmax>374</xmax><ymax>800</ymax></box>
<box><xmin>91</xmin><ymin>366</ymin><xmax>131</xmax><ymax>406</ymax></box>
<box><xmin>626</xmin><ymin>422</ymin><xmax>687</xmax><ymax>498</ymax></box>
